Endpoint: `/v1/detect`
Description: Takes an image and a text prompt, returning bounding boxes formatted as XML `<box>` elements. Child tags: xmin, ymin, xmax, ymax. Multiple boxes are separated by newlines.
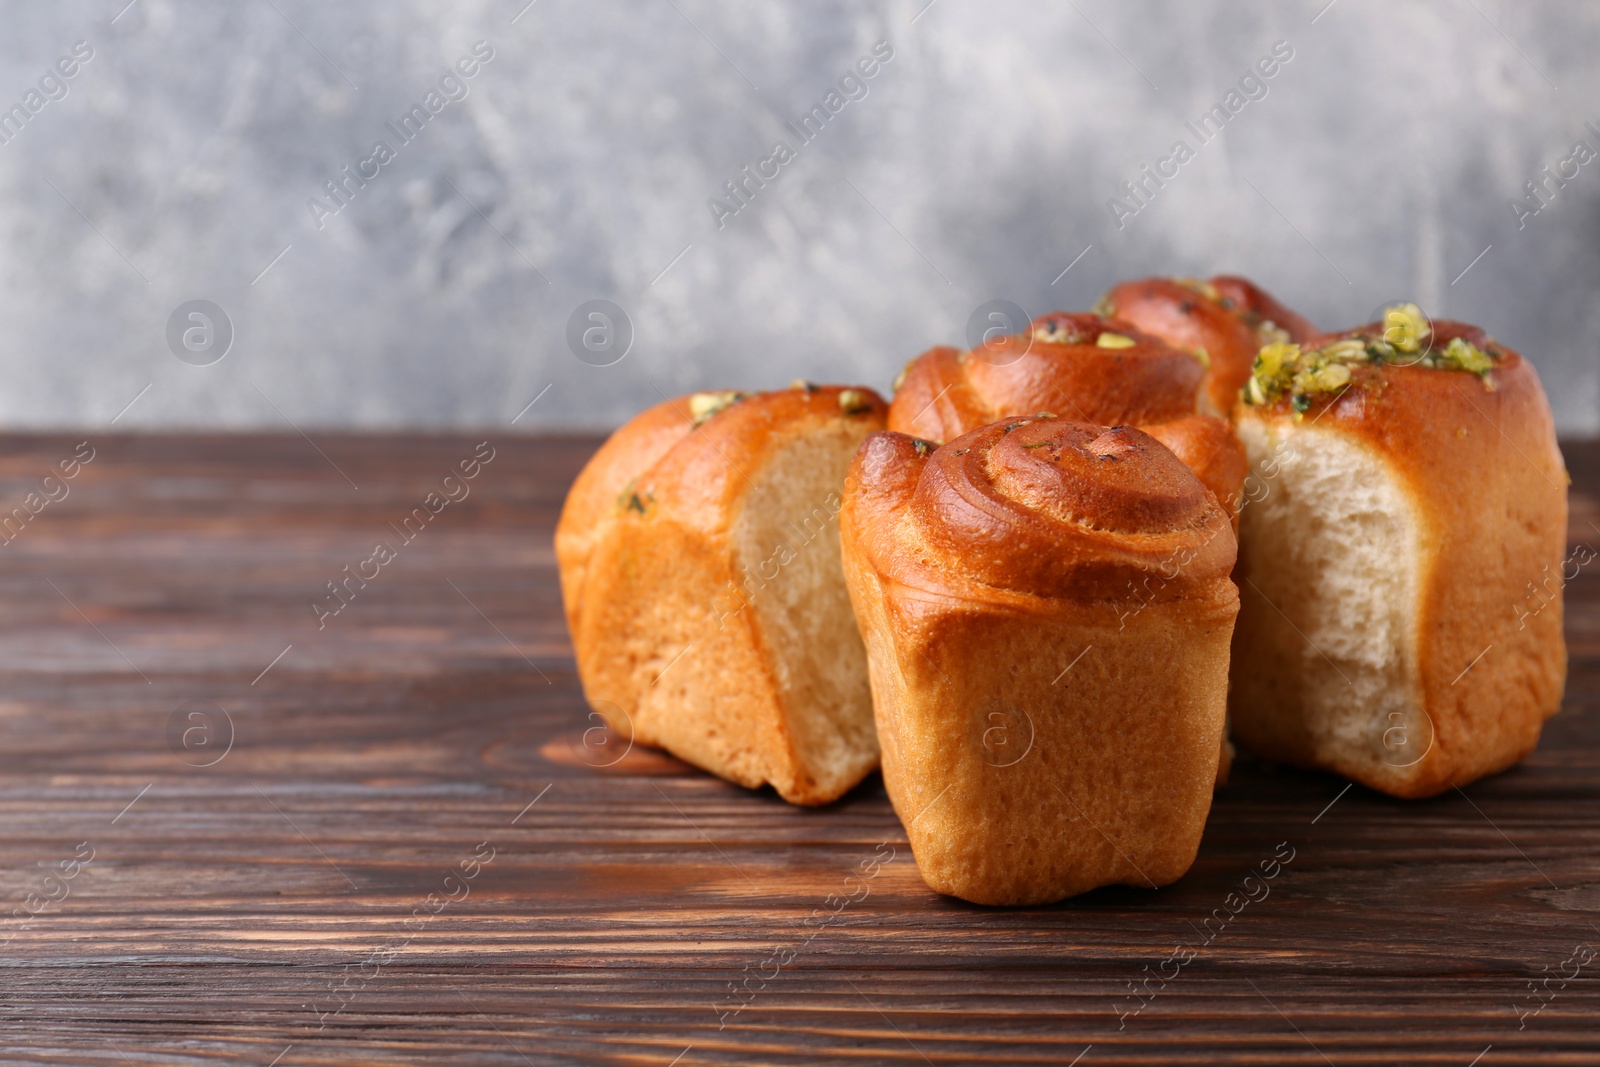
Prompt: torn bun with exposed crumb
<box><xmin>1228</xmin><ymin>305</ymin><xmax>1568</xmax><ymax>797</ymax></box>
<box><xmin>556</xmin><ymin>383</ymin><xmax>888</xmax><ymax>805</ymax></box>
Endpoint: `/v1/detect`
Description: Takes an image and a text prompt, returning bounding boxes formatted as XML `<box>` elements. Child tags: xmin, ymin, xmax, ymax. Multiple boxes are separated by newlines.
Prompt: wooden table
<box><xmin>0</xmin><ymin>432</ymin><xmax>1596</xmax><ymax>1066</ymax></box>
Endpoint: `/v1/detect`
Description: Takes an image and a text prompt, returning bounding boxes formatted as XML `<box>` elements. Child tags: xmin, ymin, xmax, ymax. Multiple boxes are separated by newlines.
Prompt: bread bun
<box><xmin>887</xmin><ymin>312</ymin><xmax>1246</xmax><ymax>516</ymax></box>
<box><xmin>1098</xmin><ymin>275</ymin><xmax>1316</xmax><ymax>416</ymax></box>
<box><xmin>556</xmin><ymin>384</ymin><xmax>888</xmax><ymax>805</ymax></box>
<box><xmin>841</xmin><ymin>416</ymin><xmax>1239</xmax><ymax>904</ymax></box>
<box><xmin>1228</xmin><ymin>311</ymin><xmax>1568</xmax><ymax>796</ymax></box>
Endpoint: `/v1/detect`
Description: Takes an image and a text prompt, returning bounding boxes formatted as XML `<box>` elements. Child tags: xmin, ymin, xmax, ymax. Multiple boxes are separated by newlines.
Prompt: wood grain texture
<box><xmin>0</xmin><ymin>432</ymin><xmax>1597</xmax><ymax>1065</ymax></box>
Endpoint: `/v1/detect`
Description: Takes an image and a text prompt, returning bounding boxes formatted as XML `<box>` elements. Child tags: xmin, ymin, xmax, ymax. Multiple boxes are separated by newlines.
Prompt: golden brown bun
<box><xmin>555</xmin><ymin>398</ymin><xmax>695</xmax><ymax>642</ymax></box>
<box><xmin>841</xmin><ymin>417</ymin><xmax>1239</xmax><ymax>904</ymax></box>
<box><xmin>1099</xmin><ymin>276</ymin><xmax>1316</xmax><ymax>416</ymax></box>
<box><xmin>889</xmin><ymin>314</ymin><xmax>1201</xmax><ymax>435</ymax></box>
<box><xmin>1229</xmin><ymin>321</ymin><xmax>1568</xmax><ymax>797</ymax></box>
<box><xmin>1212</xmin><ymin>275</ymin><xmax>1317</xmax><ymax>340</ymax></box>
<box><xmin>1143</xmin><ymin>414</ymin><xmax>1251</xmax><ymax>528</ymax></box>
<box><xmin>555</xmin><ymin>385</ymin><xmax>889</xmax><ymax>805</ymax></box>
<box><xmin>886</xmin><ymin>312</ymin><xmax>1246</xmax><ymax>516</ymax></box>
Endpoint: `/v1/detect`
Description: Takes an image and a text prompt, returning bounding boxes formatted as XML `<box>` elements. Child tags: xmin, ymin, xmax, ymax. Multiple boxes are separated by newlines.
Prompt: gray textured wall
<box><xmin>3</xmin><ymin>0</ymin><xmax>1597</xmax><ymax>433</ymax></box>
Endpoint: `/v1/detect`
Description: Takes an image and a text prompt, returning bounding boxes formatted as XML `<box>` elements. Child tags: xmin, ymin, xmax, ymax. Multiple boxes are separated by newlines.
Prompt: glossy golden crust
<box><xmin>1229</xmin><ymin>322</ymin><xmax>1568</xmax><ymax>797</ymax></box>
<box><xmin>872</xmin><ymin>419</ymin><xmax>1237</xmax><ymax>599</ymax></box>
<box><xmin>842</xmin><ymin>418</ymin><xmax>1238</xmax><ymax>904</ymax></box>
<box><xmin>554</xmin><ymin>398</ymin><xmax>695</xmax><ymax>641</ymax></box>
<box><xmin>1211</xmin><ymin>275</ymin><xmax>1316</xmax><ymax>343</ymax></box>
<box><xmin>886</xmin><ymin>312</ymin><xmax>1245</xmax><ymax>516</ymax></box>
<box><xmin>1143</xmin><ymin>414</ymin><xmax>1251</xmax><ymax>524</ymax></box>
<box><xmin>556</xmin><ymin>385</ymin><xmax>889</xmax><ymax>805</ymax></box>
<box><xmin>1100</xmin><ymin>275</ymin><xmax>1316</xmax><ymax>415</ymax></box>
<box><xmin>889</xmin><ymin>314</ymin><xmax>1203</xmax><ymax>439</ymax></box>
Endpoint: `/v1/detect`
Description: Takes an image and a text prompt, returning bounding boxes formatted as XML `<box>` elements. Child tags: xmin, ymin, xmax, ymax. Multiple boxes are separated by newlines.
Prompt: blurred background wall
<box><xmin>1</xmin><ymin>0</ymin><xmax>1596</xmax><ymax>433</ymax></box>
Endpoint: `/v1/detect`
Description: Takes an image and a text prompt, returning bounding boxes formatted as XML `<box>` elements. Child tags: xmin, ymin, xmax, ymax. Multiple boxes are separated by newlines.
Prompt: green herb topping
<box><xmin>617</xmin><ymin>478</ymin><xmax>654</xmax><ymax>516</ymax></box>
<box><xmin>1242</xmin><ymin>303</ymin><xmax>1498</xmax><ymax>413</ymax></box>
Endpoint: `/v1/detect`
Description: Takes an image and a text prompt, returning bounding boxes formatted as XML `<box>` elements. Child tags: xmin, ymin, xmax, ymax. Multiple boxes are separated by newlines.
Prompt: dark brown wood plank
<box><xmin>0</xmin><ymin>433</ymin><xmax>1597</xmax><ymax>1065</ymax></box>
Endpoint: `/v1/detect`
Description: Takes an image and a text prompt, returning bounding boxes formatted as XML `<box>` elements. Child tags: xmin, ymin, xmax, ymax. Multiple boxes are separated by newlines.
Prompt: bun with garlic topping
<box><xmin>887</xmin><ymin>311</ymin><xmax>1247</xmax><ymax>519</ymax></box>
<box><xmin>1097</xmin><ymin>275</ymin><xmax>1317</xmax><ymax>417</ymax></box>
<box><xmin>1228</xmin><ymin>306</ymin><xmax>1568</xmax><ymax>797</ymax></box>
<box><xmin>840</xmin><ymin>416</ymin><xmax>1239</xmax><ymax>904</ymax></box>
<box><xmin>555</xmin><ymin>383</ymin><xmax>888</xmax><ymax>805</ymax></box>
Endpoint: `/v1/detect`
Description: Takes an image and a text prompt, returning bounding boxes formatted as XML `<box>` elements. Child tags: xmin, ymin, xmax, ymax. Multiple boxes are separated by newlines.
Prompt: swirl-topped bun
<box><xmin>1098</xmin><ymin>275</ymin><xmax>1316</xmax><ymax>415</ymax></box>
<box><xmin>841</xmin><ymin>418</ymin><xmax>1239</xmax><ymax>905</ymax></box>
<box><xmin>857</xmin><ymin>418</ymin><xmax>1234</xmax><ymax>603</ymax></box>
<box><xmin>887</xmin><ymin>312</ymin><xmax>1245</xmax><ymax>517</ymax></box>
<box><xmin>890</xmin><ymin>313</ymin><xmax>1203</xmax><ymax>441</ymax></box>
